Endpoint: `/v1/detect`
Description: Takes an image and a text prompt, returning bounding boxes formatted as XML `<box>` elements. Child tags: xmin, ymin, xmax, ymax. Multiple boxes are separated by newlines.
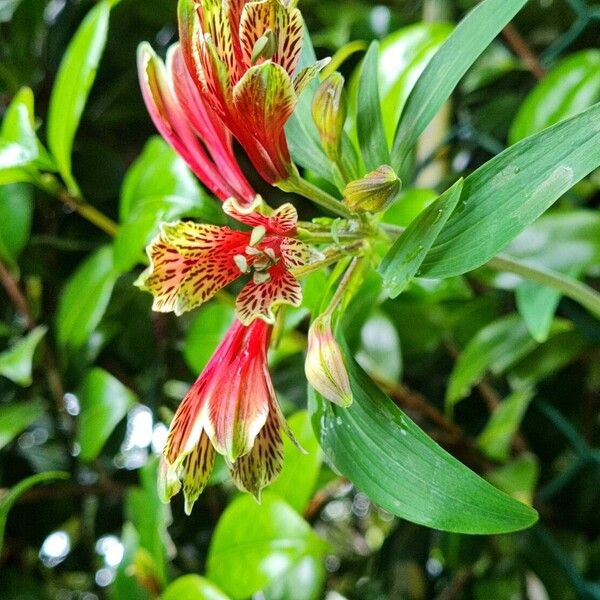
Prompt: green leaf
<box><xmin>0</xmin><ymin>325</ymin><xmax>47</xmax><ymax>386</ymax></box>
<box><xmin>0</xmin><ymin>399</ymin><xmax>45</xmax><ymax>450</ymax></box>
<box><xmin>183</xmin><ymin>303</ymin><xmax>235</xmax><ymax>374</ymax></box>
<box><xmin>77</xmin><ymin>367</ymin><xmax>136</xmax><ymax>461</ymax></box>
<box><xmin>379</xmin><ymin>179</ymin><xmax>463</xmax><ymax>297</ymax></box>
<box><xmin>446</xmin><ymin>314</ymin><xmax>547</xmax><ymax>409</ymax></box>
<box><xmin>356</xmin><ymin>311</ymin><xmax>402</xmax><ymax>383</ymax></box>
<box><xmin>269</xmin><ymin>411</ymin><xmax>322</xmax><ymax>514</ymax></box>
<box><xmin>46</xmin><ymin>0</ymin><xmax>111</xmax><ymax>196</ymax></box>
<box><xmin>207</xmin><ymin>494</ymin><xmax>327</xmax><ymax>599</ymax></box>
<box><xmin>56</xmin><ymin>245</ymin><xmax>117</xmax><ymax>350</ymax></box>
<box><xmin>486</xmin><ymin>454</ymin><xmax>539</xmax><ymax>505</ymax></box>
<box><xmin>264</xmin><ymin>555</ymin><xmax>325</xmax><ymax>600</ymax></box>
<box><xmin>0</xmin><ymin>183</ymin><xmax>33</xmax><ymax>266</ymax></box>
<box><xmin>0</xmin><ymin>471</ymin><xmax>69</xmax><ymax>552</ymax></box>
<box><xmin>420</xmin><ymin>102</ymin><xmax>600</xmax><ymax>278</ymax></box>
<box><xmin>309</xmin><ymin>341</ymin><xmax>538</xmax><ymax>534</ymax></box>
<box><xmin>391</xmin><ymin>0</ymin><xmax>528</xmax><ymax>170</ymax></box>
<box><xmin>0</xmin><ymin>87</ymin><xmax>38</xmax><ymax>169</ymax></box>
<box><xmin>161</xmin><ymin>575</ymin><xmax>230</xmax><ymax>600</ymax></box>
<box><xmin>516</xmin><ymin>281</ymin><xmax>562</xmax><ymax>343</ymax></box>
<box><xmin>510</xmin><ymin>50</ymin><xmax>600</xmax><ymax>143</ymax></box>
<box><xmin>357</xmin><ymin>42</ymin><xmax>390</xmax><ymax>171</ymax></box>
<box><xmin>382</xmin><ymin>187</ymin><xmax>438</xmax><ymax>227</ymax></box>
<box><xmin>477</xmin><ymin>388</ymin><xmax>535</xmax><ymax>462</ymax></box>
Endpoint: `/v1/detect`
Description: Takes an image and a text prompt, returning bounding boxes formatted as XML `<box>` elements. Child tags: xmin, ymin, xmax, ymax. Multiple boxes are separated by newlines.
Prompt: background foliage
<box><xmin>1</xmin><ymin>0</ymin><xmax>600</xmax><ymax>598</ymax></box>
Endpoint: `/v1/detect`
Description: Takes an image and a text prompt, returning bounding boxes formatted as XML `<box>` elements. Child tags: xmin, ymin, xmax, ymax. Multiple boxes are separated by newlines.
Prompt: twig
<box><xmin>502</xmin><ymin>23</ymin><xmax>546</xmax><ymax>80</ymax></box>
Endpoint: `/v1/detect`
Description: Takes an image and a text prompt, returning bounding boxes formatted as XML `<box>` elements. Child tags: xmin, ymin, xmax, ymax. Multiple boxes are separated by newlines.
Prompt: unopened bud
<box><xmin>251</xmin><ymin>29</ymin><xmax>276</xmax><ymax>64</ymax></box>
<box><xmin>311</xmin><ymin>72</ymin><xmax>347</xmax><ymax>160</ymax></box>
<box><xmin>343</xmin><ymin>165</ymin><xmax>401</xmax><ymax>213</ymax></box>
<box><xmin>305</xmin><ymin>313</ymin><xmax>353</xmax><ymax>407</ymax></box>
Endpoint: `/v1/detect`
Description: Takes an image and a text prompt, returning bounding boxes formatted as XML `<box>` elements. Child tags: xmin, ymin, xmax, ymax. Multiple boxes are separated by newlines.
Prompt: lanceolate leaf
<box><xmin>47</xmin><ymin>0</ymin><xmax>111</xmax><ymax>196</ymax></box>
<box><xmin>0</xmin><ymin>326</ymin><xmax>47</xmax><ymax>386</ymax></box>
<box><xmin>379</xmin><ymin>179</ymin><xmax>462</xmax><ymax>297</ymax></box>
<box><xmin>308</xmin><ymin>339</ymin><xmax>538</xmax><ymax>534</ymax></box>
<box><xmin>420</xmin><ymin>102</ymin><xmax>600</xmax><ymax>278</ymax></box>
<box><xmin>0</xmin><ymin>399</ymin><xmax>45</xmax><ymax>450</ymax></box>
<box><xmin>357</xmin><ymin>42</ymin><xmax>390</xmax><ymax>171</ymax></box>
<box><xmin>390</xmin><ymin>0</ymin><xmax>528</xmax><ymax>170</ymax></box>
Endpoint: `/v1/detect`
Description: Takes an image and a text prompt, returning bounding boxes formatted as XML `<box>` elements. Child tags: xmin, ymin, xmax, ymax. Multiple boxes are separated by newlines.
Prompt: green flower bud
<box><xmin>343</xmin><ymin>165</ymin><xmax>401</xmax><ymax>213</ymax></box>
<box><xmin>311</xmin><ymin>72</ymin><xmax>347</xmax><ymax>160</ymax></box>
<box><xmin>305</xmin><ymin>313</ymin><xmax>353</xmax><ymax>407</ymax></box>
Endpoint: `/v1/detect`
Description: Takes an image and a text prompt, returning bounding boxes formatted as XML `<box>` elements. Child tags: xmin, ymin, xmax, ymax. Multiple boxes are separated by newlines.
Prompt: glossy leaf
<box><xmin>207</xmin><ymin>494</ymin><xmax>327</xmax><ymax>599</ymax></box>
<box><xmin>264</xmin><ymin>555</ymin><xmax>325</xmax><ymax>600</ymax></box>
<box><xmin>0</xmin><ymin>399</ymin><xmax>44</xmax><ymax>450</ymax></box>
<box><xmin>269</xmin><ymin>411</ymin><xmax>322</xmax><ymax>514</ymax></box>
<box><xmin>420</xmin><ymin>102</ymin><xmax>600</xmax><ymax>278</ymax></box>
<box><xmin>379</xmin><ymin>179</ymin><xmax>463</xmax><ymax>297</ymax></box>
<box><xmin>391</xmin><ymin>0</ymin><xmax>527</xmax><ymax>169</ymax></box>
<box><xmin>356</xmin><ymin>311</ymin><xmax>402</xmax><ymax>383</ymax></box>
<box><xmin>308</xmin><ymin>340</ymin><xmax>538</xmax><ymax>533</ymax></box>
<box><xmin>382</xmin><ymin>187</ymin><xmax>437</xmax><ymax>227</ymax></box>
<box><xmin>357</xmin><ymin>42</ymin><xmax>390</xmax><ymax>171</ymax></box>
<box><xmin>516</xmin><ymin>281</ymin><xmax>562</xmax><ymax>343</ymax></box>
<box><xmin>0</xmin><ymin>87</ymin><xmax>38</xmax><ymax>169</ymax></box>
<box><xmin>161</xmin><ymin>575</ymin><xmax>230</xmax><ymax>600</ymax></box>
<box><xmin>0</xmin><ymin>325</ymin><xmax>47</xmax><ymax>386</ymax></box>
<box><xmin>0</xmin><ymin>471</ymin><xmax>69</xmax><ymax>552</ymax></box>
<box><xmin>183</xmin><ymin>302</ymin><xmax>235</xmax><ymax>374</ymax></box>
<box><xmin>77</xmin><ymin>367</ymin><xmax>136</xmax><ymax>461</ymax></box>
<box><xmin>477</xmin><ymin>388</ymin><xmax>535</xmax><ymax>462</ymax></box>
<box><xmin>510</xmin><ymin>50</ymin><xmax>600</xmax><ymax>143</ymax></box>
<box><xmin>46</xmin><ymin>1</ymin><xmax>111</xmax><ymax>195</ymax></box>
<box><xmin>0</xmin><ymin>183</ymin><xmax>33</xmax><ymax>266</ymax></box>
<box><xmin>56</xmin><ymin>245</ymin><xmax>117</xmax><ymax>350</ymax></box>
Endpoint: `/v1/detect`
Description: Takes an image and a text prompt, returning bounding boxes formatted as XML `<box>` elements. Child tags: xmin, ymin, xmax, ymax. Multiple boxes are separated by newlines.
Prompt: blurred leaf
<box><xmin>0</xmin><ymin>471</ymin><xmax>69</xmax><ymax>552</ymax></box>
<box><xmin>56</xmin><ymin>245</ymin><xmax>117</xmax><ymax>350</ymax></box>
<box><xmin>264</xmin><ymin>555</ymin><xmax>325</xmax><ymax>600</ymax></box>
<box><xmin>112</xmin><ymin>523</ymin><xmax>151</xmax><ymax>600</ymax></box>
<box><xmin>486</xmin><ymin>454</ymin><xmax>539</xmax><ymax>505</ymax></box>
<box><xmin>477</xmin><ymin>388</ymin><xmax>535</xmax><ymax>462</ymax></box>
<box><xmin>357</xmin><ymin>42</ymin><xmax>389</xmax><ymax>171</ymax></box>
<box><xmin>349</xmin><ymin>23</ymin><xmax>451</xmax><ymax>145</ymax></box>
<box><xmin>0</xmin><ymin>183</ymin><xmax>33</xmax><ymax>266</ymax></box>
<box><xmin>382</xmin><ymin>187</ymin><xmax>437</xmax><ymax>227</ymax></box>
<box><xmin>207</xmin><ymin>494</ymin><xmax>327</xmax><ymax>599</ymax></box>
<box><xmin>421</xmin><ymin>103</ymin><xmax>600</xmax><ymax>278</ymax></box>
<box><xmin>391</xmin><ymin>0</ymin><xmax>527</xmax><ymax>169</ymax></box>
<box><xmin>126</xmin><ymin>460</ymin><xmax>170</xmax><ymax>588</ymax></box>
<box><xmin>0</xmin><ymin>325</ymin><xmax>46</xmax><ymax>386</ymax></box>
<box><xmin>510</xmin><ymin>50</ymin><xmax>600</xmax><ymax>143</ymax></box>
<box><xmin>183</xmin><ymin>302</ymin><xmax>235</xmax><ymax>374</ymax></box>
<box><xmin>161</xmin><ymin>575</ymin><xmax>230</xmax><ymax>600</ymax></box>
<box><xmin>77</xmin><ymin>367</ymin><xmax>136</xmax><ymax>461</ymax></box>
<box><xmin>379</xmin><ymin>179</ymin><xmax>462</xmax><ymax>297</ymax></box>
<box><xmin>0</xmin><ymin>87</ymin><xmax>37</xmax><ymax>169</ymax></box>
<box><xmin>269</xmin><ymin>411</ymin><xmax>322</xmax><ymax>514</ymax></box>
<box><xmin>309</xmin><ymin>338</ymin><xmax>539</xmax><ymax>534</ymax></box>
<box><xmin>516</xmin><ymin>281</ymin><xmax>562</xmax><ymax>343</ymax></box>
<box><xmin>47</xmin><ymin>0</ymin><xmax>111</xmax><ymax>196</ymax></box>
<box><xmin>356</xmin><ymin>311</ymin><xmax>402</xmax><ymax>383</ymax></box>
<box><xmin>0</xmin><ymin>399</ymin><xmax>44</xmax><ymax>450</ymax></box>
<box><xmin>0</xmin><ymin>0</ymin><xmax>24</xmax><ymax>22</ymax></box>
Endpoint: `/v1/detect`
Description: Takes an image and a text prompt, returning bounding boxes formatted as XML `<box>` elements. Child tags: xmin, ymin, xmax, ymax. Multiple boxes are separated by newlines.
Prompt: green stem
<box><xmin>279</xmin><ymin>172</ymin><xmax>351</xmax><ymax>218</ymax></box>
<box><xmin>34</xmin><ymin>174</ymin><xmax>118</xmax><ymax>237</ymax></box>
<box><xmin>487</xmin><ymin>254</ymin><xmax>600</xmax><ymax>318</ymax></box>
<box><xmin>292</xmin><ymin>241</ymin><xmax>365</xmax><ymax>279</ymax></box>
<box><xmin>324</xmin><ymin>256</ymin><xmax>364</xmax><ymax>316</ymax></box>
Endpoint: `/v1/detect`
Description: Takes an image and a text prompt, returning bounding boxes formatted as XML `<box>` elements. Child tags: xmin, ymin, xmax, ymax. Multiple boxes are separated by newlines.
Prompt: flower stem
<box><xmin>34</xmin><ymin>173</ymin><xmax>118</xmax><ymax>237</ymax></box>
<box><xmin>279</xmin><ymin>172</ymin><xmax>351</xmax><ymax>219</ymax></box>
<box><xmin>487</xmin><ymin>254</ymin><xmax>600</xmax><ymax>318</ymax></box>
<box><xmin>292</xmin><ymin>241</ymin><xmax>365</xmax><ymax>279</ymax></box>
<box><xmin>324</xmin><ymin>256</ymin><xmax>364</xmax><ymax>316</ymax></box>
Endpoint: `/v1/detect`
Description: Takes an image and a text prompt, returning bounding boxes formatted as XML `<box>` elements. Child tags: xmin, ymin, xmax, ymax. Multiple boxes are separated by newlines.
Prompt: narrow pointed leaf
<box><xmin>309</xmin><ymin>339</ymin><xmax>538</xmax><ymax>534</ymax></box>
<box><xmin>0</xmin><ymin>325</ymin><xmax>47</xmax><ymax>386</ymax></box>
<box><xmin>357</xmin><ymin>42</ymin><xmax>390</xmax><ymax>171</ymax></box>
<box><xmin>47</xmin><ymin>0</ymin><xmax>111</xmax><ymax>196</ymax></box>
<box><xmin>379</xmin><ymin>179</ymin><xmax>462</xmax><ymax>297</ymax></box>
<box><xmin>420</xmin><ymin>102</ymin><xmax>600</xmax><ymax>278</ymax></box>
<box><xmin>0</xmin><ymin>399</ymin><xmax>45</xmax><ymax>450</ymax></box>
<box><xmin>391</xmin><ymin>0</ymin><xmax>528</xmax><ymax>170</ymax></box>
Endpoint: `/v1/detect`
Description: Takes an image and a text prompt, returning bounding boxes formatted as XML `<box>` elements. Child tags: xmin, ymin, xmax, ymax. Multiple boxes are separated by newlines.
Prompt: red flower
<box><xmin>177</xmin><ymin>0</ymin><xmax>328</xmax><ymax>184</ymax></box>
<box><xmin>138</xmin><ymin>42</ymin><xmax>256</xmax><ymax>204</ymax></box>
<box><xmin>159</xmin><ymin>318</ymin><xmax>292</xmax><ymax>510</ymax></box>
<box><xmin>135</xmin><ymin>197</ymin><xmax>311</xmax><ymax>324</ymax></box>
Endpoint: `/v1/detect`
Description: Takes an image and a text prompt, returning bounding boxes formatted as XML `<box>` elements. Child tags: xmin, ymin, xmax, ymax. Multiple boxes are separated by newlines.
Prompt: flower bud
<box><xmin>311</xmin><ymin>72</ymin><xmax>347</xmax><ymax>160</ymax></box>
<box><xmin>343</xmin><ymin>165</ymin><xmax>401</xmax><ymax>213</ymax></box>
<box><xmin>305</xmin><ymin>313</ymin><xmax>353</xmax><ymax>407</ymax></box>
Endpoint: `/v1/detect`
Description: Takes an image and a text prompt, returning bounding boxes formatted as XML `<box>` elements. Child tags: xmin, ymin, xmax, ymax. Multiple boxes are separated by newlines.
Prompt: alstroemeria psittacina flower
<box><xmin>160</xmin><ymin>318</ymin><xmax>292</xmax><ymax>511</ymax></box>
<box><xmin>135</xmin><ymin>197</ymin><xmax>310</xmax><ymax>324</ymax></box>
<box><xmin>177</xmin><ymin>0</ymin><xmax>328</xmax><ymax>184</ymax></box>
<box><xmin>138</xmin><ymin>42</ymin><xmax>256</xmax><ymax>205</ymax></box>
